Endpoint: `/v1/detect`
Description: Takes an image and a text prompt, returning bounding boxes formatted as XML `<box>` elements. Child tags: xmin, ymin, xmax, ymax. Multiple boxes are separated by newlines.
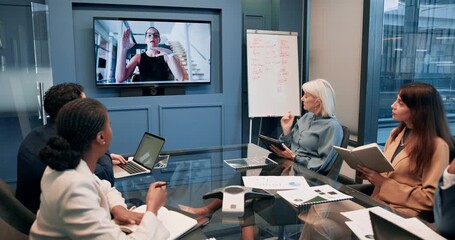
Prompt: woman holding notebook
<box><xmin>30</xmin><ymin>98</ymin><xmax>169</xmax><ymax>239</ymax></box>
<box><xmin>269</xmin><ymin>78</ymin><xmax>343</xmax><ymax>175</ymax></box>
<box><xmin>357</xmin><ymin>82</ymin><xmax>453</xmax><ymax>220</ymax></box>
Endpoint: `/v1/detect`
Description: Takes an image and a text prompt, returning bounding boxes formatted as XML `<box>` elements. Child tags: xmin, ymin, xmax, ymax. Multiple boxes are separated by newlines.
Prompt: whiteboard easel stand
<box><xmin>249</xmin><ymin>118</ymin><xmax>252</xmax><ymax>143</ymax></box>
<box><xmin>246</xmin><ymin>29</ymin><xmax>300</xmax><ymax>144</ymax></box>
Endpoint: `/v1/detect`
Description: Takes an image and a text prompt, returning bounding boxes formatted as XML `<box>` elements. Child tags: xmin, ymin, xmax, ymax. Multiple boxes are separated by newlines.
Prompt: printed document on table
<box><xmin>341</xmin><ymin>207</ymin><xmax>386</xmax><ymax>240</ymax></box>
<box><xmin>242</xmin><ymin>176</ymin><xmax>310</xmax><ymax>190</ymax></box>
<box><xmin>278</xmin><ymin>184</ymin><xmax>353</xmax><ymax>208</ymax></box>
<box><xmin>345</xmin><ymin>221</ymin><xmax>374</xmax><ymax>240</ymax></box>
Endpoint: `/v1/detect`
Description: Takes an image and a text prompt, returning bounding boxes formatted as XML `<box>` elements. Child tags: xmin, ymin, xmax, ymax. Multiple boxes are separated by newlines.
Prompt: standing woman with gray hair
<box><xmin>270</xmin><ymin>78</ymin><xmax>343</xmax><ymax>175</ymax></box>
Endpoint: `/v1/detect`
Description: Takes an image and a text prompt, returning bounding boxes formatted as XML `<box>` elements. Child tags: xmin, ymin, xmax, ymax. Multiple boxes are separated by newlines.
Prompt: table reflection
<box><xmin>115</xmin><ymin>144</ymin><xmax>386</xmax><ymax>239</ymax></box>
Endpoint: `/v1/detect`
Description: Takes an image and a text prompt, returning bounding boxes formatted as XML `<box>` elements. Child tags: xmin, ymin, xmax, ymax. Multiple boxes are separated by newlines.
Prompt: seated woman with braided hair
<box><xmin>30</xmin><ymin>98</ymin><xmax>168</xmax><ymax>240</ymax></box>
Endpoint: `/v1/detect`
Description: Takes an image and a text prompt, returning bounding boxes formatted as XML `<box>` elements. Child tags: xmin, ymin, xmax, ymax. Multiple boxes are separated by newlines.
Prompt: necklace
<box><xmin>400</xmin><ymin>128</ymin><xmax>411</xmax><ymax>147</ymax></box>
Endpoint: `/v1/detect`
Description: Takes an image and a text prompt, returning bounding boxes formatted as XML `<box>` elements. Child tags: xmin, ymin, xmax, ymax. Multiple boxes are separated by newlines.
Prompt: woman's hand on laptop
<box><xmin>111</xmin><ymin>153</ymin><xmax>127</xmax><ymax>165</ymax></box>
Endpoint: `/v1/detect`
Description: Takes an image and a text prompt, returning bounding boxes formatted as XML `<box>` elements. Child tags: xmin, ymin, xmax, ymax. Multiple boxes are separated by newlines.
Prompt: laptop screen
<box><xmin>133</xmin><ymin>132</ymin><xmax>166</xmax><ymax>169</ymax></box>
<box><xmin>369</xmin><ymin>211</ymin><xmax>422</xmax><ymax>240</ymax></box>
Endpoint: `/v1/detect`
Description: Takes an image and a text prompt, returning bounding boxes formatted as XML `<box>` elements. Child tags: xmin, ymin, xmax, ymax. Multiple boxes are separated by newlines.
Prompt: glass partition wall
<box><xmin>0</xmin><ymin>1</ymin><xmax>53</xmax><ymax>185</ymax></box>
<box><xmin>377</xmin><ymin>0</ymin><xmax>455</xmax><ymax>143</ymax></box>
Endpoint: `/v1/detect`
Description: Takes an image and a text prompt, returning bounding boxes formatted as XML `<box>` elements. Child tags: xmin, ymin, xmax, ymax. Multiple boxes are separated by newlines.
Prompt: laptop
<box><xmin>369</xmin><ymin>211</ymin><xmax>422</xmax><ymax>240</ymax></box>
<box><xmin>113</xmin><ymin>132</ymin><xmax>169</xmax><ymax>179</ymax></box>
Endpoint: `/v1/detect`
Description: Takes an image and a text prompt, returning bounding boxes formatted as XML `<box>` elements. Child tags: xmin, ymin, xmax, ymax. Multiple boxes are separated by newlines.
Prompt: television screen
<box><xmin>94</xmin><ymin>17</ymin><xmax>211</xmax><ymax>87</ymax></box>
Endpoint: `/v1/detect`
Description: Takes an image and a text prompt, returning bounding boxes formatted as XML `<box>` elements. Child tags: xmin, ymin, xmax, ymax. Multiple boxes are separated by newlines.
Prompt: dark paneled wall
<box><xmin>0</xmin><ymin>0</ymin><xmax>302</xmax><ymax>184</ymax></box>
<box><xmin>47</xmin><ymin>0</ymin><xmax>242</xmax><ymax>155</ymax></box>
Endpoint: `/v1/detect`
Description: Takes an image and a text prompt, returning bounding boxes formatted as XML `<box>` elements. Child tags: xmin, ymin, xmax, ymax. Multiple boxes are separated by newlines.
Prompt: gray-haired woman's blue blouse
<box><xmin>280</xmin><ymin>112</ymin><xmax>343</xmax><ymax>175</ymax></box>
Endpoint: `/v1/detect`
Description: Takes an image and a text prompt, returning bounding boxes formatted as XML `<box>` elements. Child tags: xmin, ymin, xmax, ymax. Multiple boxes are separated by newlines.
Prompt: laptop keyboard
<box><xmin>118</xmin><ymin>162</ymin><xmax>146</xmax><ymax>174</ymax></box>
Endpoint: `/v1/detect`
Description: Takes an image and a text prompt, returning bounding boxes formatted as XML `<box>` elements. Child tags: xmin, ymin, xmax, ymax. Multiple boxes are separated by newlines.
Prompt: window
<box><xmin>376</xmin><ymin>0</ymin><xmax>455</xmax><ymax>143</ymax></box>
<box><xmin>94</xmin><ymin>32</ymin><xmax>111</xmax><ymax>82</ymax></box>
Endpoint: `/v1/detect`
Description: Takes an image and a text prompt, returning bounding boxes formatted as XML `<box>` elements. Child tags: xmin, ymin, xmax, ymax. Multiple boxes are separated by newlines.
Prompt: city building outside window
<box><xmin>376</xmin><ymin>0</ymin><xmax>455</xmax><ymax>144</ymax></box>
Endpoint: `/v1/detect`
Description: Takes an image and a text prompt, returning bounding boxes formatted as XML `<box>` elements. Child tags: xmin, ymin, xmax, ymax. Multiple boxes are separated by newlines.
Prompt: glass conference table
<box><xmin>115</xmin><ymin>143</ymin><xmax>388</xmax><ymax>239</ymax></box>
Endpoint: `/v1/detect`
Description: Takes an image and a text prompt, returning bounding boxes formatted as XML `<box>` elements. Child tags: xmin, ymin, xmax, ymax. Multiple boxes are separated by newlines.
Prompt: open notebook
<box><xmin>113</xmin><ymin>132</ymin><xmax>169</xmax><ymax>179</ymax></box>
<box><xmin>115</xmin><ymin>205</ymin><xmax>205</xmax><ymax>239</ymax></box>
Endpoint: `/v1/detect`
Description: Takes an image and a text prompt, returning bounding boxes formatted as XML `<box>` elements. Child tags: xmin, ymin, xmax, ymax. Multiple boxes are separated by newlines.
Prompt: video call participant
<box><xmin>30</xmin><ymin>98</ymin><xmax>168</xmax><ymax>239</ymax></box>
<box><xmin>269</xmin><ymin>78</ymin><xmax>343</xmax><ymax>175</ymax></box>
<box><xmin>115</xmin><ymin>27</ymin><xmax>186</xmax><ymax>82</ymax></box>
<box><xmin>16</xmin><ymin>83</ymin><xmax>127</xmax><ymax>214</ymax></box>
<box><xmin>357</xmin><ymin>82</ymin><xmax>453</xmax><ymax>221</ymax></box>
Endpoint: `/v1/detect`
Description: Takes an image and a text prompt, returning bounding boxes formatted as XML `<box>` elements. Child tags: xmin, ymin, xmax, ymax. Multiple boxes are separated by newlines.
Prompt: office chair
<box><xmin>0</xmin><ymin>179</ymin><xmax>35</xmax><ymax>238</ymax></box>
<box><xmin>326</xmin><ymin>125</ymin><xmax>350</xmax><ymax>181</ymax></box>
<box><xmin>0</xmin><ymin>217</ymin><xmax>28</xmax><ymax>240</ymax></box>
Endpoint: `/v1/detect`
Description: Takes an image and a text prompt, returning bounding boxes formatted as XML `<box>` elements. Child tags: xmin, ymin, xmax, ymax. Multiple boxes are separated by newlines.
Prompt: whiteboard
<box><xmin>246</xmin><ymin>30</ymin><xmax>301</xmax><ymax>118</ymax></box>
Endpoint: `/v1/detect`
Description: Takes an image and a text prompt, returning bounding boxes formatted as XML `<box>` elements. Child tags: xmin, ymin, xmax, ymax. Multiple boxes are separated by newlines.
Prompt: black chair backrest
<box><xmin>0</xmin><ymin>179</ymin><xmax>35</xmax><ymax>236</ymax></box>
<box><xmin>326</xmin><ymin>125</ymin><xmax>350</xmax><ymax>181</ymax></box>
<box><xmin>0</xmin><ymin>217</ymin><xmax>28</xmax><ymax>240</ymax></box>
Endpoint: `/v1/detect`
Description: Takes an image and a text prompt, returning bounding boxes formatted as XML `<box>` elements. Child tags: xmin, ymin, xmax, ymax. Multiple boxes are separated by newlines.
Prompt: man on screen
<box><xmin>115</xmin><ymin>27</ymin><xmax>187</xmax><ymax>83</ymax></box>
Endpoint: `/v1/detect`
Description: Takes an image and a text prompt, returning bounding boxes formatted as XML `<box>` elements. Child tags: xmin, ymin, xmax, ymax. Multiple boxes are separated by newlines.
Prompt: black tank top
<box><xmin>137</xmin><ymin>53</ymin><xmax>173</xmax><ymax>81</ymax></box>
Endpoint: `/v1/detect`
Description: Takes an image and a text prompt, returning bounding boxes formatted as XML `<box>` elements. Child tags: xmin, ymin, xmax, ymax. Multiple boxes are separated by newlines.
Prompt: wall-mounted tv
<box><xmin>94</xmin><ymin>17</ymin><xmax>211</xmax><ymax>88</ymax></box>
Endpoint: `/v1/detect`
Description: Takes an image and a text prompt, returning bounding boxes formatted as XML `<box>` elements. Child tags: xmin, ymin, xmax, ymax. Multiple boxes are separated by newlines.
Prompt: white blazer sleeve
<box><xmin>59</xmin><ymin>177</ymin><xmax>168</xmax><ymax>240</ymax></box>
<box><xmin>96</xmin><ymin>177</ymin><xmax>127</xmax><ymax>210</ymax></box>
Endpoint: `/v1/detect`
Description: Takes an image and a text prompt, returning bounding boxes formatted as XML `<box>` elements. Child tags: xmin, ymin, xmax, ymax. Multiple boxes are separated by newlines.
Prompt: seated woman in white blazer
<box><xmin>30</xmin><ymin>98</ymin><xmax>169</xmax><ymax>240</ymax></box>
